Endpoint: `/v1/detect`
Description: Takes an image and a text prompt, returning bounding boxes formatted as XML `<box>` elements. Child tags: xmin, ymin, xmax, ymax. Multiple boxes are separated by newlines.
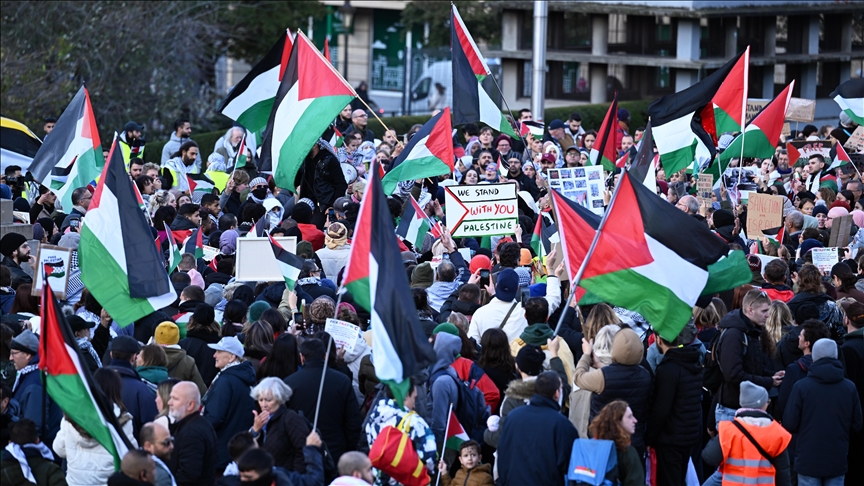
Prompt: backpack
<box><xmin>567</xmin><ymin>438</ymin><xmax>618</xmax><ymax>486</ymax></box>
<box><xmin>703</xmin><ymin>328</ymin><xmax>748</xmax><ymax>394</ymax></box>
<box><xmin>430</xmin><ymin>368</ymin><xmax>490</xmax><ymax>442</ymax></box>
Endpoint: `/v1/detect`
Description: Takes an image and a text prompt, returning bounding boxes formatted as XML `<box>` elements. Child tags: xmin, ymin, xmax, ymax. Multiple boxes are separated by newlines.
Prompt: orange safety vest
<box><xmin>718</xmin><ymin>418</ymin><xmax>791</xmax><ymax>486</ymax></box>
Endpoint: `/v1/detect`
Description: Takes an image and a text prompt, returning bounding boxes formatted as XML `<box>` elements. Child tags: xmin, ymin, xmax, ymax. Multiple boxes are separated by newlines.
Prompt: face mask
<box><xmin>268</xmin><ymin>212</ymin><xmax>280</xmax><ymax>228</ymax></box>
<box><xmin>251</xmin><ymin>188</ymin><xmax>268</xmax><ymax>200</ymax></box>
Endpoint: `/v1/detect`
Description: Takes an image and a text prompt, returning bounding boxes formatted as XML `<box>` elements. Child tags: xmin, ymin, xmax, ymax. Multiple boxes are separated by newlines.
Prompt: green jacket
<box><xmin>1</xmin><ymin>449</ymin><xmax>67</xmax><ymax>486</ymax></box>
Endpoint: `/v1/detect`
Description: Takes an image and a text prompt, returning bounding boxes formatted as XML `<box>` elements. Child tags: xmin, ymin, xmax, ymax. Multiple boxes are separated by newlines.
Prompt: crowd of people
<box><xmin>0</xmin><ymin>98</ymin><xmax>862</xmax><ymax>486</ymax></box>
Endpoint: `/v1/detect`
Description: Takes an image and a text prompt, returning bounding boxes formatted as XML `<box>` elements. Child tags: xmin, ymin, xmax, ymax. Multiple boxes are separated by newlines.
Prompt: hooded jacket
<box><xmin>202</xmin><ymin>360</ymin><xmax>257</xmax><ymax>469</ymax></box>
<box><xmin>483</xmin><ymin>377</ymin><xmax>535</xmax><ymax>448</ymax></box>
<box><xmin>438</xmin><ymin>463</ymin><xmax>494</xmax><ymax>486</ymax></box>
<box><xmin>428</xmin><ymin>333</ymin><xmax>461</xmax><ymax>444</ymax></box>
<box><xmin>575</xmin><ymin>328</ymin><xmax>652</xmax><ymax>452</ymax></box>
<box><xmin>163</xmin><ymin>346</ymin><xmax>207</xmax><ymax>396</ymax></box>
<box><xmin>716</xmin><ymin>310</ymin><xmax>774</xmax><ymax>409</ymax></box>
<box><xmin>54</xmin><ymin>408</ymin><xmax>138</xmax><ymax>486</ymax></box>
<box><xmin>774</xmin><ymin>353</ymin><xmax>812</xmax><ymax>422</ymax></box>
<box><xmin>169</xmin><ymin>410</ymin><xmax>218</xmax><ymax>486</ymax></box>
<box><xmin>258</xmin><ymin>404</ymin><xmax>311</xmax><ymax>472</ymax></box>
<box><xmin>775</xmin><ymin>326</ymin><xmax>803</xmax><ymax>368</ymax></box>
<box><xmin>760</xmin><ymin>283</ymin><xmax>795</xmax><ymax>303</ymax></box>
<box><xmin>179</xmin><ymin>328</ymin><xmax>221</xmax><ymax>386</ymax></box>
<box><xmin>645</xmin><ymin>346</ymin><xmax>702</xmax><ymax>449</ymax></box>
<box><xmin>468</xmin><ymin>298</ymin><xmax>529</xmax><ymax>344</ymax></box>
<box><xmin>0</xmin><ymin>445</ymin><xmax>66</xmax><ymax>486</ymax></box>
<box><xmin>786</xmin><ymin>291</ymin><xmax>845</xmax><ymax>341</ymax></box>
<box><xmin>783</xmin><ymin>357</ymin><xmax>863</xmax><ymax>477</ymax></box>
<box><xmin>426</xmin><ymin>280</ymin><xmax>461</xmax><ymax>312</ymax></box>
<box><xmin>510</xmin><ymin>323</ymin><xmax>576</xmax><ymax>390</ymax></box>
<box><xmin>1</xmin><ymin>255</ymin><xmax>32</xmax><ymax>290</ymax></box>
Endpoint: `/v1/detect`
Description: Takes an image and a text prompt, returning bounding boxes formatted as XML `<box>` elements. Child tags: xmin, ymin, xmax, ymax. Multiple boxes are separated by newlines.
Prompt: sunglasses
<box><xmin>160</xmin><ymin>437</ymin><xmax>174</xmax><ymax>447</ymax></box>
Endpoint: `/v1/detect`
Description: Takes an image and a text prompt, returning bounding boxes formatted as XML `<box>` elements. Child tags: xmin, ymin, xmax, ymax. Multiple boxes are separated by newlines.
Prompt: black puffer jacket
<box><xmin>645</xmin><ymin>346</ymin><xmax>703</xmax><ymax>448</ymax></box>
<box><xmin>169</xmin><ymin>412</ymin><xmax>218</xmax><ymax>486</ymax></box>
<box><xmin>297</xmin><ymin>142</ymin><xmax>347</xmax><ymax>210</ymax></box>
<box><xmin>716</xmin><ymin>310</ymin><xmax>774</xmax><ymax>409</ymax></box>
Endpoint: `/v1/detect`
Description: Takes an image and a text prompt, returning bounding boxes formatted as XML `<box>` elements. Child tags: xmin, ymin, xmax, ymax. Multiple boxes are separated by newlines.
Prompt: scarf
<box><xmin>297</xmin><ymin>277</ymin><xmax>321</xmax><ymax>287</ymax></box>
<box><xmin>4</xmin><ymin>442</ymin><xmax>55</xmax><ymax>484</ymax></box>
<box><xmin>325</xmin><ymin>234</ymin><xmax>348</xmax><ymax>249</ymax></box>
<box><xmin>206</xmin><ymin>360</ymin><xmax>241</xmax><ymax>392</ymax></box>
<box><xmin>77</xmin><ymin>337</ymin><xmax>102</xmax><ymax>368</ymax></box>
<box><xmin>12</xmin><ymin>363</ymin><xmax>38</xmax><ymax>393</ymax></box>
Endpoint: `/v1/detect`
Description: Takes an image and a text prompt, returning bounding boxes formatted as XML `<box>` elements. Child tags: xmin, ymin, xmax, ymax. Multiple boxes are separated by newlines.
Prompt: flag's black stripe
<box><xmin>450</xmin><ymin>19</ymin><xmax>481</xmax><ymax>127</ymax></box>
<box><xmin>259</xmin><ymin>33</ymin><xmax>300</xmax><ymax>172</ymax></box>
<box><xmin>628</xmin><ymin>121</ymin><xmax>654</xmax><ymax>183</ymax></box>
<box><xmin>830</xmin><ymin>78</ymin><xmax>864</xmax><ymax>100</ymax></box>
<box><xmin>219</xmin><ymin>32</ymin><xmax>286</xmax><ymax>110</ymax></box>
<box><xmin>29</xmin><ymin>87</ymin><xmax>86</xmax><ymax>182</ymax></box>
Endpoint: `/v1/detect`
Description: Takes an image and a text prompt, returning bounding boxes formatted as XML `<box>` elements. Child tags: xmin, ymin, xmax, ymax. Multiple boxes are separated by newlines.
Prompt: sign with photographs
<box><xmin>546</xmin><ymin>165</ymin><xmax>606</xmax><ymax>216</ymax></box>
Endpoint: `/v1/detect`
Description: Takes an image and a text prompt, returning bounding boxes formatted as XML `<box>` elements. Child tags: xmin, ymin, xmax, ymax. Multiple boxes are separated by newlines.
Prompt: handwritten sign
<box><xmin>746</xmin><ymin>193</ymin><xmax>784</xmax><ymax>239</ymax></box>
<box><xmin>444</xmin><ymin>183</ymin><xmax>519</xmax><ymax>237</ymax></box>
<box><xmin>325</xmin><ymin>318</ymin><xmax>361</xmax><ymax>353</ymax></box>
<box><xmin>31</xmin><ymin>245</ymin><xmax>73</xmax><ymax>300</ymax></box>
<box><xmin>786</xmin><ymin>98</ymin><xmax>816</xmax><ymax>122</ymax></box>
<box><xmin>811</xmin><ymin>247</ymin><xmax>839</xmax><ymax>275</ymax></box>
<box><xmin>789</xmin><ymin>140</ymin><xmax>833</xmax><ymax>159</ymax></box>
<box><xmin>828</xmin><ymin>214</ymin><xmax>853</xmax><ymax>248</ymax></box>
<box><xmin>696</xmin><ymin>174</ymin><xmax>714</xmax><ymax>207</ymax></box>
<box><xmin>845</xmin><ymin>126</ymin><xmax>864</xmax><ymax>153</ymax></box>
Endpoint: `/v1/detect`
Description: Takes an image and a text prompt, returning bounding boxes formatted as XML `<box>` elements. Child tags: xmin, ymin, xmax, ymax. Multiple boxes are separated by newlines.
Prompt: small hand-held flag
<box><xmin>183</xmin><ymin>228</ymin><xmax>205</xmax><ymax>260</ymax></box>
<box><xmin>268</xmin><ymin>234</ymin><xmax>304</xmax><ymax>290</ymax></box>
<box><xmin>164</xmin><ymin>223</ymin><xmax>181</xmax><ymax>273</ymax></box>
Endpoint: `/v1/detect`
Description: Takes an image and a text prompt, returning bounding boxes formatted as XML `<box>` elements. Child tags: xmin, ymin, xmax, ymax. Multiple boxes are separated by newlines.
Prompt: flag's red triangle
<box><xmin>711</xmin><ymin>46</ymin><xmax>749</xmax><ymax>133</ymax></box>
<box><xmin>751</xmin><ymin>81</ymin><xmax>794</xmax><ymax>147</ymax></box>
<box><xmin>279</xmin><ymin>28</ymin><xmax>294</xmax><ymax>82</ymax></box>
<box><xmin>296</xmin><ymin>33</ymin><xmax>354</xmax><ymax>101</ymax></box>
<box><xmin>786</xmin><ymin>141</ymin><xmax>801</xmax><ymax>163</ymax></box>
<box><xmin>593</xmin><ymin>94</ymin><xmax>619</xmax><ymax>166</ymax></box>
<box><xmin>40</xmin><ymin>281</ymin><xmax>78</xmax><ymax>375</ymax></box>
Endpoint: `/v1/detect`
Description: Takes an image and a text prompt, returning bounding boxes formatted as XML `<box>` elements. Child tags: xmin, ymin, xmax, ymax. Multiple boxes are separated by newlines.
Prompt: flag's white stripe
<box><xmin>402</xmin><ymin>134</ymin><xmax>433</xmax><ymax>161</ymax></box>
<box><xmin>405</xmin><ymin>214</ymin><xmax>426</xmax><ymax>245</ymax></box>
<box><xmin>653</xmin><ymin>114</ymin><xmax>696</xmax><ymax>154</ymax></box>
<box><xmin>276</xmin><ymin>259</ymin><xmax>301</xmax><ymax>282</ymax></box>
<box><xmin>369</xmin><ymin>255</ymin><xmax>402</xmax><ymax>382</ymax></box>
<box><xmin>632</xmin><ymin>235</ymin><xmax>708</xmax><ymax>307</ymax></box>
<box><xmin>271</xmin><ymin>84</ymin><xmax>314</xmax><ymax>170</ymax></box>
<box><xmin>145</xmin><ymin>274</ymin><xmax>179</xmax><ymax>311</ymax></box>
<box><xmin>834</xmin><ymin>95</ymin><xmax>864</xmax><ymax>118</ymax></box>
<box><xmin>477</xmin><ymin>84</ymin><xmax>503</xmax><ymax>129</ymax></box>
<box><xmin>221</xmin><ymin>66</ymin><xmax>280</xmax><ymax>120</ymax></box>
<box><xmin>53</xmin><ymin>117</ymin><xmax>89</xmax><ymax>171</ymax></box>
<box><xmin>83</xmin><ymin>188</ymin><xmax>127</xmax><ymax>271</ymax></box>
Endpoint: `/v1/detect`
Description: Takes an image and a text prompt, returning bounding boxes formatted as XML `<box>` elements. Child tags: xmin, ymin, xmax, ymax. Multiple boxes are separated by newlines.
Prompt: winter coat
<box><xmin>575</xmin><ymin>329</ymin><xmax>652</xmax><ymax>453</ymax></box>
<box><xmin>775</xmin><ymin>326</ymin><xmax>803</xmax><ymax>368</ymax></box>
<box><xmin>509</xmin><ymin>324</ymin><xmax>576</xmax><ymax>394</ymax></box>
<box><xmin>716</xmin><ymin>310</ymin><xmax>774</xmax><ymax>409</ymax></box>
<box><xmin>786</xmin><ymin>291</ymin><xmax>845</xmax><ymax>341</ymax></box>
<box><xmin>179</xmin><ymin>328</ymin><xmax>221</xmax><ymax>386</ymax></box>
<box><xmin>841</xmin><ymin>326</ymin><xmax>864</xmax><ymax>484</ymax></box>
<box><xmin>106</xmin><ymin>360</ymin><xmax>158</xmax><ymax>443</ymax></box>
<box><xmin>54</xmin><ymin>409</ymin><xmax>138</xmax><ymax>486</ymax></box>
<box><xmin>137</xmin><ymin>366</ymin><xmax>168</xmax><ymax>387</ymax></box>
<box><xmin>204</xmin><ymin>271</ymin><xmax>232</xmax><ymax>288</ymax></box>
<box><xmin>169</xmin><ymin>412</ymin><xmax>218</xmax><ymax>486</ymax></box>
<box><xmin>297</xmin><ymin>144</ymin><xmax>347</xmax><ymax>210</ymax></box>
<box><xmin>438</xmin><ymin>464</ymin><xmax>494</xmax><ymax>486</ymax></box>
<box><xmin>316</xmin><ymin>245</ymin><xmax>351</xmax><ymax>280</ymax></box>
<box><xmin>202</xmin><ymin>360</ymin><xmax>257</xmax><ymax>469</ymax></box>
<box><xmin>107</xmin><ymin>472</ymin><xmax>151</xmax><ymax>486</ymax></box>
<box><xmin>483</xmin><ymin>377</ymin><xmax>535</xmax><ymax>449</ymax></box>
<box><xmin>0</xmin><ymin>287</ymin><xmax>14</xmax><ymax>314</ymax></box>
<box><xmin>13</xmin><ymin>355</ymin><xmax>62</xmax><ymax>445</ymax></box>
<box><xmin>0</xmin><ymin>446</ymin><xmax>67</xmax><ymax>486</ymax></box>
<box><xmin>342</xmin><ymin>334</ymin><xmax>372</xmax><ymax>405</ymax></box>
<box><xmin>467</xmin><ymin>298</ymin><xmax>529</xmax><ymax>344</ymax></box>
<box><xmin>259</xmin><ymin>404</ymin><xmax>311</xmax><ymax>472</ymax></box>
<box><xmin>774</xmin><ymin>354</ymin><xmax>812</xmax><ymax>423</ymax></box>
<box><xmin>645</xmin><ymin>346</ymin><xmax>702</xmax><ymax>449</ymax></box>
<box><xmin>783</xmin><ymin>357</ymin><xmax>863</xmax><ymax>477</ymax></box>
<box><xmin>761</xmin><ymin>283</ymin><xmax>795</xmax><ymax>303</ymax></box>
<box><xmin>1</xmin><ymin>255</ymin><xmax>32</xmax><ymax>290</ymax></box>
<box><xmin>437</xmin><ymin>297</ymin><xmax>481</xmax><ymax>324</ymax></box>
<box><xmin>428</xmin><ymin>333</ymin><xmax>462</xmax><ymax>444</ymax></box>
<box><xmin>451</xmin><ymin>356</ymin><xmax>501</xmax><ymax>414</ymax></box>
<box><xmin>284</xmin><ymin>359</ymin><xmax>362</xmax><ymax>461</ymax></box>
<box><xmin>497</xmin><ymin>394</ymin><xmax>580</xmax><ymax>486</ymax></box>
<box><xmin>163</xmin><ymin>346</ymin><xmax>207</xmax><ymax>396</ymax></box>
<box><xmin>364</xmin><ymin>399</ymin><xmax>438</xmax><ymax>477</ymax></box>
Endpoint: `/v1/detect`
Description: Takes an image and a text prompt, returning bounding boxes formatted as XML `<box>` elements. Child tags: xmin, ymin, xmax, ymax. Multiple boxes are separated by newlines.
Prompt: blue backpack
<box><xmin>567</xmin><ymin>438</ymin><xmax>618</xmax><ymax>486</ymax></box>
<box><xmin>430</xmin><ymin>368</ymin><xmax>490</xmax><ymax>442</ymax></box>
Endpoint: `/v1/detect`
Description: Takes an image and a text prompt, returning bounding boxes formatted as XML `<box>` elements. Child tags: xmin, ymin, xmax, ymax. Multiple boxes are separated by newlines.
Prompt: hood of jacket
<box><xmin>520</xmin><ymin>323</ymin><xmax>554</xmax><ymax>346</ymax></box>
<box><xmin>177</xmin><ymin>299</ymin><xmax>205</xmax><ymax>314</ymax></box>
<box><xmin>427</xmin><ymin>280</ymin><xmax>460</xmax><ymax>299</ymax></box>
<box><xmin>504</xmin><ymin>377</ymin><xmax>536</xmax><ymax>401</ymax></box>
<box><xmin>342</xmin><ymin>334</ymin><xmax>371</xmax><ymax>363</ymax></box>
<box><xmin>450</xmin><ymin>299</ymin><xmax>481</xmax><ymax>316</ymax></box>
<box><xmin>432</xmin><ymin>333</ymin><xmax>461</xmax><ymax>374</ymax></box>
<box><xmin>807</xmin><ymin>357</ymin><xmax>845</xmax><ymax>384</ymax></box>
<box><xmin>659</xmin><ymin>345</ymin><xmax>701</xmax><ymax>373</ymax></box>
<box><xmin>184</xmin><ymin>328</ymin><xmax>221</xmax><ymax>343</ymax></box>
<box><xmin>221</xmin><ymin>360</ymin><xmax>257</xmax><ymax>386</ymax></box>
<box><xmin>789</xmin><ymin>291</ymin><xmax>832</xmax><ymax>307</ymax></box>
<box><xmin>611</xmin><ymin>328</ymin><xmax>644</xmax><ymax>365</ymax></box>
<box><xmin>163</xmin><ymin>346</ymin><xmax>189</xmax><ymax>367</ymax></box>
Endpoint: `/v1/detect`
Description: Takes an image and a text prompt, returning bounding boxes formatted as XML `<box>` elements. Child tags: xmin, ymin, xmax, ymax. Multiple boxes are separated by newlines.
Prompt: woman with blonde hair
<box><xmin>694</xmin><ymin>303</ymin><xmax>722</xmax><ymax>343</ymax></box>
<box><xmin>765</xmin><ymin>301</ymin><xmax>792</xmax><ymax>346</ymax></box>
<box><xmin>569</xmin><ymin>324</ymin><xmax>621</xmax><ymax>438</ymax></box>
<box><xmin>588</xmin><ymin>400</ymin><xmax>644</xmax><ymax>485</ymax></box>
<box><xmin>583</xmin><ymin>303</ymin><xmax>622</xmax><ymax>341</ymax></box>
<box><xmin>147</xmin><ymin>189</ymin><xmax>175</xmax><ymax>217</ymax></box>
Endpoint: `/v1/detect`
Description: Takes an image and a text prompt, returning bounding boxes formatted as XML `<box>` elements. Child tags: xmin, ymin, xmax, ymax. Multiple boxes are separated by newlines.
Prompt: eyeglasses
<box><xmin>160</xmin><ymin>437</ymin><xmax>174</xmax><ymax>447</ymax></box>
<box><xmin>355</xmin><ymin>113</ymin><xmax>368</xmax><ymax>118</ymax></box>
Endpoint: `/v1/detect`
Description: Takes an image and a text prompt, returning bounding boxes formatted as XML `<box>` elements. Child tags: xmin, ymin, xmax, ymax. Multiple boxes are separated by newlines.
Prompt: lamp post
<box><xmin>340</xmin><ymin>1</ymin><xmax>355</xmax><ymax>80</ymax></box>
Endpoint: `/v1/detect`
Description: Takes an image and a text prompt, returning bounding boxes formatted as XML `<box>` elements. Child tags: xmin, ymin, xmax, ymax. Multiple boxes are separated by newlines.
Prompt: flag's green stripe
<box><xmin>445</xmin><ymin>436</ymin><xmax>465</xmax><ymax>451</ymax></box>
<box><xmin>713</xmin><ymin>107</ymin><xmax>741</xmax><ymax>134</ymax></box>
<box><xmin>581</xmin><ymin>269</ymin><xmax>693</xmax><ymax>341</ymax></box>
<box><xmin>702</xmin><ymin>250</ymin><xmax>752</xmax><ymax>296</ymax></box>
<box><xmin>414</xmin><ymin>220</ymin><xmax>431</xmax><ymax>248</ymax></box>
<box><xmin>382</xmin><ymin>378</ymin><xmax>412</xmax><ymax>409</ymax></box>
<box><xmin>719</xmin><ymin>129</ymin><xmax>776</xmax><ymax>162</ymax></box>
<box><xmin>530</xmin><ymin>234</ymin><xmax>542</xmax><ymax>260</ymax></box>
<box><xmin>285</xmin><ymin>276</ymin><xmax>297</xmax><ymax>291</ymax></box>
<box><xmin>659</xmin><ymin>140</ymin><xmax>698</xmax><ymax>175</ymax></box>
<box><xmin>236</xmin><ymin>98</ymin><xmax>276</xmax><ymax>140</ymax></box>
<box><xmin>600</xmin><ymin>155</ymin><xmax>616</xmax><ymax>172</ymax></box>
<box><xmin>383</xmin><ymin>155</ymin><xmax>450</xmax><ymax>194</ymax></box>
<box><xmin>275</xmin><ymin>95</ymin><xmax>354</xmax><ymax>192</ymax></box>
<box><xmin>842</xmin><ymin>107</ymin><xmax>864</xmax><ymax>127</ymax></box>
<box><xmin>498</xmin><ymin>114</ymin><xmax>518</xmax><ymax>138</ymax></box>
<box><xmin>80</xmin><ymin>227</ymin><xmax>158</xmax><ymax>325</ymax></box>
<box><xmin>345</xmin><ymin>277</ymin><xmax>371</xmax><ymax>314</ymax></box>
<box><xmin>47</xmin><ymin>373</ymin><xmax>121</xmax><ymax>466</ymax></box>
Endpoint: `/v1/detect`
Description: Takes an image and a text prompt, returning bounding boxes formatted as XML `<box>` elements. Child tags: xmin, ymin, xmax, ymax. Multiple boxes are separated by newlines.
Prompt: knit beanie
<box><xmin>811</xmin><ymin>338</ymin><xmax>837</xmax><ymax>362</ymax></box>
<box><xmin>739</xmin><ymin>380</ymin><xmax>769</xmax><ymax>409</ymax></box>
<box><xmin>411</xmin><ymin>263</ymin><xmax>434</xmax><ymax>289</ymax></box>
<box><xmin>154</xmin><ymin>322</ymin><xmax>180</xmax><ymax>346</ymax></box>
<box><xmin>248</xmin><ymin>301</ymin><xmax>271</xmax><ymax>323</ymax></box>
<box><xmin>0</xmin><ymin>233</ymin><xmax>27</xmax><ymax>257</ymax></box>
<box><xmin>712</xmin><ymin>209</ymin><xmax>735</xmax><ymax>228</ymax></box>
<box><xmin>432</xmin><ymin>323</ymin><xmax>459</xmax><ymax>337</ymax></box>
<box><xmin>798</xmin><ymin>238</ymin><xmax>824</xmax><ymax>256</ymax></box>
<box><xmin>794</xmin><ymin>301</ymin><xmax>820</xmax><ymax>324</ymax></box>
<box><xmin>811</xmin><ymin>205</ymin><xmax>829</xmax><ymax>217</ymax></box>
<box><xmin>515</xmin><ymin>344</ymin><xmax>545</xmax><ymax>376</ymax></box>
<box><xmin>192</xmin><ymin>304</ymin><xmax>215</xmax><ymax>327</ymax></box>
<box><xmin>309</xmin><ymin>296</ymin><xmax>336</xmax><ymax>324</ymax></box>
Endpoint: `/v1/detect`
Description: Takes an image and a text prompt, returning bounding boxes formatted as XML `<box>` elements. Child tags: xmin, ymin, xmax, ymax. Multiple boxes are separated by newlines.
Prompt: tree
<box><xmin>1</xmin><ymin>1</ymin><xmax>230</xmax><ymax>143</ymax></box>
<box><xmin>222</xmin><ymin>0</ymin><xmax>327</xmax><ymax>65</ymax></box>
<box><xmin>400</xmin><ymin>0</ymin><xmax>503</xmax><ymax>48</ymax></box>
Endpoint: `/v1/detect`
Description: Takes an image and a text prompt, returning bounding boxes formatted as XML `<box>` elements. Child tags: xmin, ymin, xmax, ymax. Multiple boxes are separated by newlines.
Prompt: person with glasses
<box><xmin>141</xmin><ymin>422</ymin><xmax>176</xmax><ymax>486</ymax></box>
<box><xmin>346</xmin><ymin>109</ymin><xmax>374</xmax><ymax>143</ymax></box>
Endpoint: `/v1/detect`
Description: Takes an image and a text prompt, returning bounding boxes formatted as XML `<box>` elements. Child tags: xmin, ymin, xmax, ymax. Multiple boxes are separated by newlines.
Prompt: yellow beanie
<box><xmin>154</xmin><ymin>322</ymin><xmax>180</xmax><ymax>346</ymax></box>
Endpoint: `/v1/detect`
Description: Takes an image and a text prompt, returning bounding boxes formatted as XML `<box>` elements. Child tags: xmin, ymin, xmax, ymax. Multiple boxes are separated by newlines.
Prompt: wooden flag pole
<box><xmin>434</xmin><ymin>402</ymin><xmax>455</xmax><ymax>486</ymax></box>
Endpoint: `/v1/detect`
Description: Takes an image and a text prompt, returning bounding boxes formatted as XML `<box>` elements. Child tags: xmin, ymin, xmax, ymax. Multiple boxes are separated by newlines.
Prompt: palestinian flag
<box><xmin>259</xmin><ymin>31</ymin><xmax>355</xmax><ymax>192</ymax></box>
<box><xmin>234</xmin><ymin>133</ymin><xmax>249</xmax><ymax>169</ymax></box>
<box><xmin>247</xmin><ymin>213</ymin><xmax>268</xmax><ymax>238</ymax></box>
<box><xmin>530</xmin><ymin>216</ymin><xmax>551</xmax><ymax>260</ymax></box>
<box><xmin>649</xmin><ymin>49</ymin><xmax>749</xmax><ymax>175</ymax></box>
<box><xmin>269</xmin><ymin>234</ymin><xmax>303</xmax><ymax>290</ymax></box>
<box><xmin>703</xmin><ymin>46</ymin><xmax>750</xmax><ymax>141</ymax></box>
<box><xmin>830</xmin><ymin>78</ymin><xmax>864</xmax><ymax>126</ymax></box>
<box><xmin>183</xmin><ymin>228</ymin><xmax>204</xmax><ymax>260</ymax></box>
<box><xmin>324</xmin><ymin>37</ymin><xmax>332</xmax><ymax>63</ymax></box>
<box><xmin>342</xmin><ymin>161</ymin><xmax>436</xmax><ymax>405</ymax></box>
<box><xmin>164</xmin><ymin>223</ymin><xmax>181</xmax><ymax>274</ymax></box>
<box><xmin>187</xmin><ymin>173</ymin><xmax>216</xmax><ymax>195</ymax></box>
<box><xmin>628</xmin><ymin>122</ymin><xmax>658</xmax><ymax>194</ymax></box>
<box><xmin>589</xmin><ymin>95</ymin><xmax>619</xmax><ymax>171</ymax></box>
<box><xmin>219</xmin><ymin>30</ymin><xmax>292</xmax><ymax>140</ymax></box>
<box><xmin>569</xmin><ymin>171</ymin><xmax>751</xmax><ymax>341</ymax></box>
<box><xmin>0</xmin><ymin>116</ymin><xmax>41</xmax><ymax>172</ymax></box>
<box><xmin>828</xmin><ymin>142</ymin><xmax>852</xmax><ymax>171</ymax></box>
<box><xmin>719</xmin><ymin>82</ymin><xmax>794</xmax><ymax>162</ymax></box>
<box><xmin>520</xmin><ymin>120</ymin><xmax>545</xmax><ymax>138</ymax></box>
<box><xmin>450</xmin><ymin>5</ymin><xmax>518</xmax><ymax>138</ymax></box>
<box><xmin>382</xmin><ymin>108</ymin><xmax>455</xmax><ymax>194</ymax></box>
<box><xmin>29</xmin><ymin>86</ymin><xmax>104</xmax><ymax>211</ymax></box>
<box><xmin>786</xmin><ymin>141</ymin><xmax>802</xmax><ymax>164</ymax></box>
<box><xmin>762</xmin><ymin>225</ymin><xmax>785</xmax><ymax>248</ymax></box>
<box><xmin>39</xmin><ymin>278</ymin><xmax>133</xmax><ymax>469</ymax></box>
<box><xmin>328</xmin><ymin>125</ymin><xmax>344</xmax><ymax>149</ymax></box>
<box><xmin>79</xmin><ymin>139</ymin><xmax>176</xmax><ymax>325</ymax></box>
<box><xmin>615</xmin><ymin>151</ymin><xmax>629</xmax><ymax>169</ymax></box>
<box><xmin>396</xmin><ymin>196</ymin><xmax>434</xmax><ymax>248</ymax></box>
<box><xmin>445</xmin><ymin>409</ymin><xmax>469</xmax><ymax>451</ymax></box>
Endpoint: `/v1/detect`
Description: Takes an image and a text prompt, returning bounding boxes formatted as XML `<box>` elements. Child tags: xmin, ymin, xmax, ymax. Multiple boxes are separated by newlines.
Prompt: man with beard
<box><xmin>161</xmin><ymin>118</ymin><xmax>198</xmax><ymax>166</ymax></box>
<box><xmin>119</xmin><ymin>121</ymin><xmax>146</xmax><ymax>165</ymax></box>
<box><xmin>802</xmin><ymin>154</ymin><xmax>838</xmax><ymax>194</ymax></box>
<box><xmin>162</xmin><ymin>141</ymin><xmax>200</xmax><ymax>193</ymax></box>
<box><xmin>504</xmin><ymin>157</ymin><xmax>539</xmax><ymax>200</ymax></box>
<box><xmin>335</xmin><ymin>104</ymin><xmax>353</xmax><ymax>133</ymax></box>
<box><xmin>167</xmin><ymin>381</ymin><xmax>217</xmax><ymax>486</ymax></box>
<box><xmin>0</xmin><ymin>233</ymin><xmax>32</xmax><ymax>290</ymax></box>
<box><xmin>141</xmin><ymin>422</ymin><xmax>176</xmax><ymax>486</ymax></box>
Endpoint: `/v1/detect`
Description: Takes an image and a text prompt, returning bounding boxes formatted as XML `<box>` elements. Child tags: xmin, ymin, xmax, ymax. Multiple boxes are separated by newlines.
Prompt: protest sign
<box><xmin>696</xmin><ymin>173</ymin><xmax>714</xmax><ymax>207</ymax></box>
<box><xmin>786</xmin><ymin>98</ymin><xmax>816</xmax><ymax>122</ymax></box>
<box><xmin>202</xmin><ymin>245</ymin><xmax>220</xmax><ymax>262</ymax></box>
<box><xmin>828</xmin><ymin>214</ymin><xmax>853</xmax><ymax>248</ymax></box>
<box><xmin>546</xmin><ymin>165</ymin><xmax>606</xmax><ymax>216</ymax></box>
<box><xmin>235</xmin><ymin>236</ymin><xmax>297</xmax><ymax>282</ymax></box>
<box><xmin>325</xmin><ymin>318</ymin><xmax>361</xmax><ymax>353</ymax></box>
<box><xmin>746</xmin><ymin>99</ymin><xmax>770</xmax><ymax>124</ymax></box>
<box><xmin>811</xmin><ymin>247</ymin><xmax>839</xmax><ymax>275</ymax></box>
<box><xmin>746</xmin><ymin>193</ymin><xmax>784</xmax><ymax>239</ymax></box>
<box><xmin>31</xmin><ymin>245</ymin><xmax>72</xmax><ymax>299</ymax></box>
<box><xmin>845</xmin><ymin>126</ymin><xmax>864</xmax><ymax>153</ymax></box>
<box><xmin>444</xmin><ymin>182</ymin><xmax>519</xmax><ymax>237</ymax></box>
<box><xmin>789</xmin><ymin>140</ymin><xmax>833</xmax><ymax>159</ymax></box>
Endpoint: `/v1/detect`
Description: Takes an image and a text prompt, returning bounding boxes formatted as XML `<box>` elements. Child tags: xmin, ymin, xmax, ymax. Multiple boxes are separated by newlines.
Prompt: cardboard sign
<box><xmin>790</xmin><ymin>140</ymin><xmax>833</xmax><ymax>158</ymax></box>
<box><xmin>786</xmin><ymin>98</ymin><xmax>816</xmax><ymax>122</ymax></box>
<box><xmin>845</xmin><ymin>126</ymin><xmax>864</xmax><ymax>153</ymax></box>
<box><xmin>746</xmin><ymin>193</ymin><xmax>784</xmax><ymax>239</ymax></box>
<box><xmin>828</xmin><ymin>214</ymin><xmax>853</xmax><ymax>248</ymax></box>
<box><xmin>234</xmin><ymin>237</ymin><xmax>297</xmax><ymax>282</ymax></box>
<box><xmin>325</xmin><ymin>318</ymin><xmax>361</xmax><ymax>353</ymax></box>
<box><xmin>696</xmin><ymin>174</ymin><xmax>714</xmax><ymax>207</ymax></box>
<box><xmin>31</xmin><ymin>245</ymin><xmax>73</xmax><ymax>300</ymax></box>
<box><xmin>444</xmin><ymin>183</ymin><xmax>519</xmax><ymax>237</ymax></box>
<box><xmin>811</xmin><ymin>247</ymin><xmax>839</xmax><ymax>275</ymax></box>
<box><xmin>546</xmin><ymin>166</ymin><xmax>606</xmax><ymax>216</ymax></box>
